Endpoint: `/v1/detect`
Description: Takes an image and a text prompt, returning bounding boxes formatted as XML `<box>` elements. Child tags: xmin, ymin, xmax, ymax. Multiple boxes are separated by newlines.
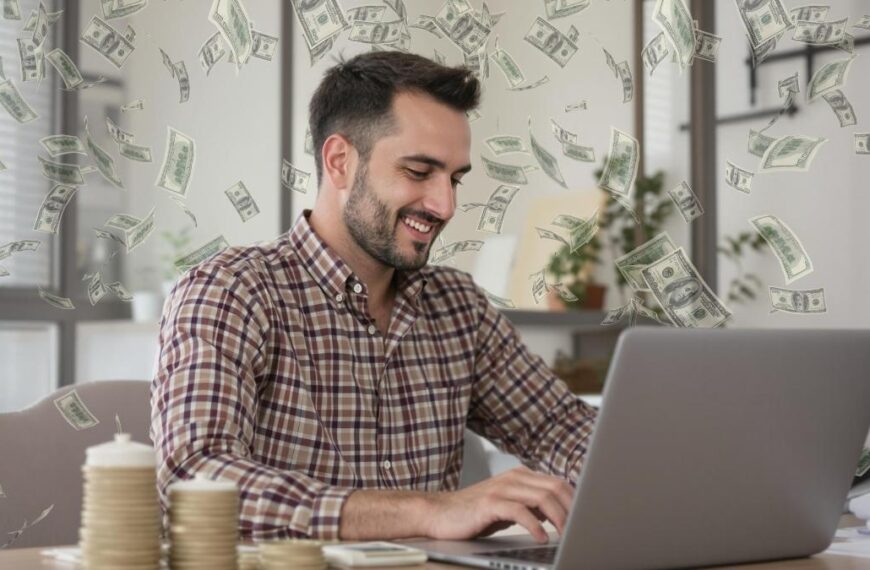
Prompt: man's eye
<box><xmin>451</xmin><ymin>178</ymin><xmax>463</xmax><ymax>188</ymax></box>
<box><xmin>406</xmin><ymin>169</ymin><xmax>428</xmax><ymax>179</ymax></box>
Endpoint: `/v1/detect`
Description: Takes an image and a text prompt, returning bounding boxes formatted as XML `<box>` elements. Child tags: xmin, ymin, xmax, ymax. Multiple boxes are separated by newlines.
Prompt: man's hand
<box><xmin>423</xmin><ymin>466</ymin><xmax>574</xmax><ymax>544</ymax></box>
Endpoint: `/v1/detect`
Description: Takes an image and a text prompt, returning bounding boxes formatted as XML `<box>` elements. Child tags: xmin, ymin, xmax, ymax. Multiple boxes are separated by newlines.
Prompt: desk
<box><xmin>1</xmin><ymin>515</ymin><xmax>867</xmax><ymax>569</ymax></box>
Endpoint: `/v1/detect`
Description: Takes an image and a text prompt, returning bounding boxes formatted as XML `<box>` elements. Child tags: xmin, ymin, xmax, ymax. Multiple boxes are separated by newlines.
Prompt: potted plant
<box><xmin>159</xmin><ymin>226</ymin><xmax>194</xmax><ymax>298</ymax></box>
<box><xmin>718</xmin><ymin>231</ymin><xmax>770</xmax><ymax>304</ymax></box>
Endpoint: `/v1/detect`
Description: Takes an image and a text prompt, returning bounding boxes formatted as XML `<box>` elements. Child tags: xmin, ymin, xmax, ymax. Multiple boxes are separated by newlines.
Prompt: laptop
<box><xmin>408</xmin><ymin>328</ymin><xmax>870</xmax><ymax>570</ymax></box>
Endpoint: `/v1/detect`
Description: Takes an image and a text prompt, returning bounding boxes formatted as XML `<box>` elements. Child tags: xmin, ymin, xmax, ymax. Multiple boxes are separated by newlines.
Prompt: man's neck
<box><xmin>308</xmin><ymin>207</ymin><xmax>396</xmax><ymax>309</ymax></box>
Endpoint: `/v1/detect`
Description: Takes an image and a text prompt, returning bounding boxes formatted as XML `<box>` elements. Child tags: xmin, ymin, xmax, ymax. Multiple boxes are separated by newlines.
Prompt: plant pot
<box><xmin>582</xmin><ymin>284</ymin><xmax>606</xmax><ymax>310</ymax></box>
<box><xmin>546</xmin><ymin>289</ymin><xmax>567</xmax><ymax>311</ymax></box>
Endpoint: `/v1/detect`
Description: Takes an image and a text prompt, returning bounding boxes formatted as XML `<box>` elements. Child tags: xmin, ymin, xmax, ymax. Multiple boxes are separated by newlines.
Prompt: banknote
<box><xmin>251</xmin><ymin>30</ymin><xmax>278</xmax><ymax>61</ymax></box>
<box><xmin>116</xmin><ymin>141</ymin><xmax>151</xmax><ymax>162</ymax></box>
<box><xmin>349</xmin><ymin>19</ymin><xmax>405</xmax><ymax>44</ymax></box>
<box><xmin>529</xmin><ymin>117</ymin><xmax>567</xmax><ymax>188</ymax></box>
<box><xmin>749</xmin><ymin>35</ymin><xmax>779</xmax><ymax>67</ymax></box>
<box><xmin>725</xmin><ymin>160</ymin><xmax>754</xmax><ymax>193</ymax></box>
<box><xmin>750</xmin><ymin>214</ymin><xmax>813</xmax><ymax>284</ymax></box>
<box><xmin>641</xmin><ymin>248</ymin><xmax>731</xmax><ymax>328</ymax></box>
<box><xmin>33</xmin><ymin>184</ymin><xmax>77</xmax><ymax>234</ymax></box>
<box><xmin>125</xmin><ymin>208</ymin><xmax>155</xmax><ymax>252</ymax></box>
<box><xmin>769</xmin><ymin>286</ymin><xmax>825</xmax><ymax>314</ymax></box>
<box><xmin>87</xmin><ymin>272</ymin><xmax>107</xmax><ymax>306</ymax></box>
<box><xmin>792</xmin><ymin>18</ymin><xmax>847</xmax><ymax>45</ymax></box>
<box><xmin>434</xmin><ymin>2</ymin><xmax>490</xmax><ymax>56</ymax></box>
<box><xmin>105</xmin><ymin>115</ymin><xmax>134</xmax><ymax>144</ymax></box>
<box><xmin>0</xmin><ymin>239</ymin><xmax>39</xmax><ymax>260</ymax></box>
<box><xmin>175</xmin><ymin>235</ymin><xmax>230</xmax><ymax>273</ymax></box>
<box><xmin>477</xmin><ymin>185</ymin><xmax>519</xmax><ymax>234</ymax></box>
<box><xmin>39</xmin><ymin>135</ymin><xmax>86</xmax><ymax>157</ymax></box>
<box><xmin>693</xmin><ymin>28</ymin><xmax>721</xmax><ymax>62</ymax></box>
<box><xmin>291</xmin><ymin>0</ymin><xmax>348</xmax><ymax>51</ymax></box>
<box><xmin>39</xmin><ymin>156</ymin><xmax>84</xmax><ymax>185</ymax></box>
<box><xmin>84</xmin><ymin>119</ymin><xmax>125</xmax><ymax>189</ymax></box>
<box><xmin>281</xmin><ymin>159</ymin><xmax>310</xmax><ymax>193</ymax></box>
<box><xmin>524</xmin><ymin>17</ymin><xmax>577</xmax><ymax>68</ymax></box>
<box><xmin>485</xmin><ymin>135</ymin><xmax>527</xmax><ymax>155</ymax></box>
<box><xmin>855</xmin><ymin>15</ymin><xmax>870</xmax><ymax>31</ymax></box>
<box><xmin>552</xmin><ymin>210</ymin><xmax>598</xmax><ymax>253</ymax></box>
<box><xmin>790</xmin><ymin>5</ymin><xmax>828</xmax><ymax>22</ymax></box>
<box><xmin>304</xmin><ymin>129</ymin><xmax>314</xmax><ymax>155</ymax></box>
<box><xmin>199</xmin><ymin>31</ymin><xmax>226</xmax><ymax>74</ymax></box>
<box><xmin>549</xmin><ymin>282</ymin><xmax>578</xmax><ymax>303</ymax></box>
<box><xmin>821</xmin><ymin>89</ymin><xmax>856</xmax><ymax>127</ymax></box>
<box><xmin>100</xmin><ymin>0</ymin><xmax>146</xmax><ymax>19</ymax></box>
<box><xmin>601</xmin><ymin>302</ymin><xmax>631</xmax><ymax>326</ymax></box>
<box><xmin>807</xmin><ymin>55</ymin><xmax>855</xmax><ymax>101</ymax></box>
<box><xmin>562</xmin><ymin>140</ymin><xmax>595</xmax><ymax>162</ymax></box>
<box><xmin>759</xmin><ymin>134</ymin><xmax>827</xmax><ymax>172</ymax></box>
<box><xmin>856</xmin><ymin>133</ymin><xmax>870</xmax><ymax>154</ymax></box>
<box><xmin>642</xmin><ymin>31</ymin><xmax>670</xmax><ymax>75</ymax></box>
<box><xmin>615</xmin><ymin>232</ymin><xmax>677</xmax><ymax>290</ymax></box>
<box><xmin>209</xmin><ymin>0</ymin><xmax>253</xmax><ymax>70</ymax></box>
<box><xmin>652</xmin><ymin>0</ymin><xmax>695</xmax><ymax>69</ymax></box>
<box><xmin>39</xmin><ymin>287</ymin><xmax>75</xmax><ymax>310</ymax></box>
<box><xmin>616</xmin><ymin>60</ymin><xmax>633</xmax><ymax>103</ymax></box>
<box><xmin>174</xmin><ymin>60</ymin><xmax>190</xmax><ymax>103</ymax></box>
<box><xmin>410</xmin><ymin>14</ymin><xmax>443</xmax><ymax>38</ymax></box>
<box><xmin>45</xmin><ymin>48</ymin><xmax>84</xmax><ymax>89</ymax></box>
<box><xmin>346</xmin><ymin>4</ymin><xmax>385</xmax><ymax>23</ymax></box>
<box><xmin>598</xmin><ymin>128</ymin><xmax>639</xmax><ymax>198</ymax></box>
<box><xmin>490</xmin><ymin>44</ymin><xmax>525</xmax><ymax>88</ymax></box>
<box><xmin>544</xmin><ymin>0</ymin><xmax>589</xmax><ymax>19</ymax></box>
<box><xmin>121</xmin><ymin>98</ymin><xmax>144</xmax><ymax>112</ymax></box>
<box><xmin>735</xmin><ymin>0</ymin><xmax>793</xmax><ymax>48</ymax></box>
<box><xmin>2</xmin><ymin>0</ymin><xmax>21</xmax><ymax>19</ymax></box>
<box><xmin>54</xmin><ymin>389</ymin><xmax>99</xmax><ymax>429</ymax></box>
<box><xmin>481</xmin><ymin>155</ymin><xmax>529</xmax><ymax>185</ymax></box>
<box><xmin>602</xmin><ymin>47</ymin><xmax>618</xmax><ymax>77</ymax></box>
<box><xmin>81</xmin><ymin>15</ymin><xmax>135</xmax><ymax>68</ymax></box>
<box><xmin>156</xmin><ymin>127</ymin><xmax>195</xmax><ymax>197</ymax></box>
<box><xmin>483</xmin><ymin>289</ymin><xmax>515</xmax><ymax>309</ymax></box>
<box><xmin>565</xmin><ymin>99</ymin><xmax>587</xmax><ymax>112</ymax></box>
<box><xmin>429</xmin><ymin>240</ymin><xmax>483</xmax><ymax>265</ymax></box>
<box><xmin>747</xmin><ymin>129</ymin><xmax>775</xmax><ymax>157</ymax></box>
<box><xmin>529</xmin><ymin>269</ymin><xmax>548</xmax><ymax>304</ymax></box>
<box><xmin>509</xmin><ymin>75</ymin><xmax>550</xmax><ymax>92</ymax></box>
<box><xmin>225</xmin><ymin>180</ymin><xmax>260</xmax><ymax>222</ymax></box>
<box><xmin>170</xmin><ymin>196</ymin><xmax>198</xmax><ymax>228</ymax></box>
<box><xmin>777</xmin><ymin>72</ymin><xmax>799</xmax><ymax>98</ymax></box>
<box><xmin>667</xmin><ymin>180</ymin><xmax>704</xmax><ymax>223</ymax></box>
<box><xmin>550</xmin><ymin>118</ymin><xmax>577</xmax><ymax>145</ymax></box>
<box><xmin>0</xmin><ymin>78</ymin><xmax>38</xmax><ymax>122</ymax></box>
<box><xmin>106</xmin><ymin>281</ymin><xmax>133</xmax><ymax>302</ymax></box>
<box><xmin>17</xmin><ymin>36</ymin><xmax>43</xmax><ymax>83</ymax></box>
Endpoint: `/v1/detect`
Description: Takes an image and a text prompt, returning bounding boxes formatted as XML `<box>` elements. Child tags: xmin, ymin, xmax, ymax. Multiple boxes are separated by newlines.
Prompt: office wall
<box><xmin>715</xmin><ymin>1</ymin><xmax>870</xmax><ymax>327</ymax></box>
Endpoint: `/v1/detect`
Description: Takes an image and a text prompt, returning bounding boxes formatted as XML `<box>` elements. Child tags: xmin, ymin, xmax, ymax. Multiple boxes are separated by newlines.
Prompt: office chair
<box><xmin>0</xmin><ymin>380</ymin><xmax>151</xmax><ymax>549</ymax></box>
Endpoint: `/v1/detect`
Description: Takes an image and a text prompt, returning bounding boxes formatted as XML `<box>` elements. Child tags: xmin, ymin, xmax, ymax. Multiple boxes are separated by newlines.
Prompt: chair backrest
<box><xmin>0</xmin><ymin>380</ymin><xmax>151</xmax><ymax>549</ymax></box>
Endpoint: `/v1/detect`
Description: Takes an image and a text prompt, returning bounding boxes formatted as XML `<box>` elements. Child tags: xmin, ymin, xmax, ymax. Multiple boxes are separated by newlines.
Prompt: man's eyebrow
<box><xmin>400</xmin><ymin>154</ymin><xmax>472</xmax><ymax>174</ymax></box>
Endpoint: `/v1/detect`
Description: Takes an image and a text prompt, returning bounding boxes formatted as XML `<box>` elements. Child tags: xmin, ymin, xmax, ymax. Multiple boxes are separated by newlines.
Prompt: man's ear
<box><xmin>321</xmin><ymin>133</ymin><xmax>357</xmax><ymax>193</ymax></box>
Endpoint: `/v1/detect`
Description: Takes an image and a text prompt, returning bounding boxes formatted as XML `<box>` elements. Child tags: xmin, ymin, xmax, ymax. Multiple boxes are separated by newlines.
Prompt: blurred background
<box><xmin>1</xmin><ymin>0</ymin><xmax>868</xmax><ymax>413</ymax></box>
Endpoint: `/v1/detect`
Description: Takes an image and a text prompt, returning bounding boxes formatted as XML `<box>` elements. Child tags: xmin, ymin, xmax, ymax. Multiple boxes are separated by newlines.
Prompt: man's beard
<box><xmin>343</xmin><ymin>161</ymin><xmax>433</xmax><ymax>272</ymax></box>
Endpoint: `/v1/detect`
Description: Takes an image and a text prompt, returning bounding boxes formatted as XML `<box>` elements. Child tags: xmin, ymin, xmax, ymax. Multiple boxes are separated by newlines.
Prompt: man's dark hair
<box><xmin>308</xmin><ymin>51</ymin><xmax>481</xmax><ymax>185</ymax></box>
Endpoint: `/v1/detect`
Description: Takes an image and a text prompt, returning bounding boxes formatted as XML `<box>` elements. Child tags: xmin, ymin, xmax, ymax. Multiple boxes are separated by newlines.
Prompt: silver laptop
<box><xmin>409</xmin><ymin>328</ymin><xmax>870</xmax><ymax>570</ymax></box>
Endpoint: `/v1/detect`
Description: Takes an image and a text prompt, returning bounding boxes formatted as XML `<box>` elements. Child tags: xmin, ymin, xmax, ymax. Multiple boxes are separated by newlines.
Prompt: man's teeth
<box><xmin>402</xmin><ymin>216</ymin><xmax>432</xmax><ymax>233</ymax></box>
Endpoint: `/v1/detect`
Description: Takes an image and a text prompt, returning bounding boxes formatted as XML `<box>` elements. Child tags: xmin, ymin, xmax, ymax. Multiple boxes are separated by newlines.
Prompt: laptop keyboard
<box><xmin>474</xmin><ymin>545</ymin><xmax>559</xmax><ymax>564</ymax></box>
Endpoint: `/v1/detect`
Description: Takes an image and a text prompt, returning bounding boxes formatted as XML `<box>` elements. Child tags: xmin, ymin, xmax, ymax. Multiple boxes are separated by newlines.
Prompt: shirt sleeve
<box><xmin>466</xmin><ymin>282</ymin><xmax>598</xmax><ymax>484</ymax></box>
<box><xmin>150</xmin><ymin>263</ymin><xmax>354</xmax><ymax>540</ymax></box>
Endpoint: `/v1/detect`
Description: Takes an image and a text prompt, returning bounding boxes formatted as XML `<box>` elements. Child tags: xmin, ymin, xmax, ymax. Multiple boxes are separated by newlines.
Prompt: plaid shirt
<box><xmin>151</xmin><ymin>209</ymin><xmax>598</xmax><ymax>540</ymax></box>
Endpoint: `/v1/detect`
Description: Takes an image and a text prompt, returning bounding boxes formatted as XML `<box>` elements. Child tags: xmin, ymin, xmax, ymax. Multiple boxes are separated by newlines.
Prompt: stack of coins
<box><xmin>259</xmin><ymin>539</ymin><xmax>327</xmax><ymax>570</ymax></box>
<box><xmin>168</xmin><ymin>475</ymin><xmax>239</xmax><ymax>570</ymax></box>
<box><xmin>79</xmin><ymin>433</ymin><xmax>161</xmax><ymax>570</ymax></box>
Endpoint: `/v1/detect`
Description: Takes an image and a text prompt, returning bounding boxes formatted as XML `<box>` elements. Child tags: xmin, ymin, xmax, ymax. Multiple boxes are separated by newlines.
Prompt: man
<box><xmin>151</xmin><ymin>51</ymin><xmax>597</xmax><ymax>544</ymax></box>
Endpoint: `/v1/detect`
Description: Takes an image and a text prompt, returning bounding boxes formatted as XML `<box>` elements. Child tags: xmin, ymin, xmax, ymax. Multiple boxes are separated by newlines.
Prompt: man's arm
<box><xmin>151</xmin><ymin>263</ymin><xmax>353</xmax><ymax>540</ymax></box>
<box><xmin>466</xmin><ymin>280</ymin><xmax>599</xmax><ymax>484</ymax></box>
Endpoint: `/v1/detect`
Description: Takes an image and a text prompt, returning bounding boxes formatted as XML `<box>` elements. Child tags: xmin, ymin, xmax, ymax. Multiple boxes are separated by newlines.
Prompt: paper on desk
<box><xmin>826</xmin><ymin>526</ymin><xmax>870</xmax><ymax>559</ymax></box>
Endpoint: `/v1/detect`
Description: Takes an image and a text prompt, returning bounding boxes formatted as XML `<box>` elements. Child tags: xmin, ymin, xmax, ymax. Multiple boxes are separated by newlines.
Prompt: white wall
<box><xmin>715</xmin><ymin>1</ymin><xmax>870</xmax><ymax>327</ymax></box>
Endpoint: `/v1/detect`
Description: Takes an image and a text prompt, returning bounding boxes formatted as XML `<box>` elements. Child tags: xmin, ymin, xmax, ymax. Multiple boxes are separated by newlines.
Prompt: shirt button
<box><xmin>367</xmin><ymin>324</ymin><xmax>377</xmax><ymax>335</ymax></box>
<box><xmin>335</xmin><ymin>293</ymin><xmax>344</xmax><ymax>302</ymax></box>
<box><xmin>383</xmin><ymin>459</ymin><xmax>392</xmax><ymax>470</ymax></box>
<box><xmin>353</xmin><ymin>283</ymin><xmax>363</xmax><ymax>294</ymax></box>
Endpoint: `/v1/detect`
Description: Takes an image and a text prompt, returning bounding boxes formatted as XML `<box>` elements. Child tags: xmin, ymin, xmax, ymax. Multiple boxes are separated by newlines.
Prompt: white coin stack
<box><xmin>79</xmin><ymin>433</ymin><xmax>162</xmax><ymax>570</ymax></box>
<box><xmin>168</xmin><ymin>474</ymin><xmax>239</xmax><ymax>570</ymax></box>
<box><xmin>259</xmin><ymin>539</ymin><xmax>328</xmax><ymax>570</ymax></box>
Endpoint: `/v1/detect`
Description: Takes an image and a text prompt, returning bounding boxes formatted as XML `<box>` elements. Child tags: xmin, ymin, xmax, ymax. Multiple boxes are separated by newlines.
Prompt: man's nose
<box><xmin>422</xmin><ymin>175</ymin><xmax>456</xmax><ymax>223</ymax></box>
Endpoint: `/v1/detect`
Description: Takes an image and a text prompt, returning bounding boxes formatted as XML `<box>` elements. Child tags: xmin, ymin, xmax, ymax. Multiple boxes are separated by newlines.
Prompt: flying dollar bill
<box><xmin>33</xmin><ymin>184</ymin><xmax>77</xmax><ymax>234</ymax></box>
<box><xmin>490</xmin><ymin>43</ymin><xmax>525</xmax><ymax>88</ymax></box>
<box><xmin>476</xmin><ymin>185</ymin><xmax>519</xmax><ymax>234</ymax></box>
<box><xmin>483</xmin><ymin>288</ymin><xmax>515</xmax><ymax>309</ymax></box>
<box><xmin>0</xmin><ymin>239</ymin><xmax>39</xmax><ymax>260</ymax></box>
<box><xmin>291</xmin><ymin>0</ymin><xmax>348</xmax><ymax>53</ymax></box>
<box><xmin>225</xmin><ymin>180</ymin><xmax>260</xmax><ymax>222</ymax></box>
<box><xmin>121</xmin><ymin>98</ymin><xmax>144</xmax><ymax>112</ymax></box>
<box><xmin>39</xmin><ymin>287</ymin><xmax>75</xmax><ymax>310</ymax></box>
<box><xmin>642</xmin><ymin>31</ymin><xmax>670</xmax><ymax>75</ymax></box>
<box><xmin>54</xmin><ymin>389</ymin><xmax>99</xmax><ymax>429</ymax></box>
<box><xmin>725</xmin><ymin>160</ymin><xmax>754</xmax><ymax>193</ymax></box>
<box><xmin>86</xmin><ymin>272</ymin><xmax>107</xmax><ymax>306</ymax></box>
<box><xmin>615</xmin><ymin>232</ymin><xmax>677</xmax><ymax>290</ymax></box>
<box><xmin>821</xmin><ymin>89</ymin><xmax>857</xmax><ymax>127</ymax></box>
<box><xmin>429</xmin><ymin>240</ymin><xmax>483</xmax><ymax>265</ymax></box>
<box><xmin>734</xmin><ymin>0</ymin><xmax>793</xmax><ymax>48</ymax></box>
<box><xmin>156</xmin><ymin>126</ymin><xmax>195</xmax><ymax>197</ymax></box>
<box><xmin>641</xmin><ymin>247</ymin><xmax>731</xmax><ymax>327</ymax></box>
<box><xmin>174</xmin><ymin>235</ymin><xmax>230</xmax><ymax>274</ymax></box>
<box><xmin>100</xmin><ymin>0</ymin><xmax>146</xmax><ymax>20</ymax></box>
<box><xmin>84</xmin><ymin>117</ymin><xmax>125</xmax><ymax>189</ymax></box>
<box><xmin>855</xmin><ymin>133</ymin><xmax>870</xmax><ymax>154</ymax></box>
<box><xmin>281</xmin><ymin>159</ymin><xmax>311</xmax><ymax>193</ymax></box>
<box><xmin>39</xmin><ymin>134</ymin><xmax>85</xmax><ymax>157</ymax></box>
<box><xmin>45</xmin><ymin>48</ymin><xmax>84</xmax><ymax>89</ymax></box>
<box><xmin>792</xmin><ymin>18</ymin><xmax>847</xmax><ymax>45</ymax></box>
<box><xmin>693</xmin><ymin>27</ymin><xmax>721</xmax><ymax>62</ymax></box>
<box><xmin>667</xmin><ymin>180</ymin><xmax>704</xmax><ymax>223</ymax></box>
<box><xmin>251</xmin><ymin>30</ymin><xmax>279</xmax><ymax>61</ymax></box>
<box><xmin>562</xmin><ymin>140</ymin><xmax>595</xmax><ymax>162</ymax></box>
<box><xmin>119</xmin><ymin>141</ymin><xmax>152</xmax><ymax>162</ymax></box>
<box><xmin>485</xmin><ymin>135</ymin><xmax>527</xmax><ymax>155</ymax></box>
<box><xmin>434</xmin><ymin>1</ymin><xmax>490</xmax><ymax>56</ymax></box>
<box><xmin>480</xmin><ymin>155</ymin><xmax>529</xmax><ymax>185</ymax></box>
<box><xmin>81</xmin><ymin>15</ymin><xmax>135</xmax><ymax>68</ymax></box>
<box><xmin>747</xmin><ymin>129</ymin><xmax>775</xmax><ymax>157</ymax></box>
<box><xmin>769</xmin><ymin>286</ymin><xmax>826</xmax><ymax>314</ymax></box>
<box><xmin>39</xmin><ymin>156</ymin><xmax>84</xmax><ymax>185</ymax></box>
<box><xmin>209</xmin><ymin>0</ymin><xmax>253</xmax><ymax>71</ymax></box>
<box><xmin>199</xmin><ymin>31</ymin><xmax>227</xmax><ymax>75</ymax></box>
<box><xmin>0</xmin><ymin>78</ymin><xmax>38</xmax><ymax>122</ymax></box>
<box><xmin>528</xmin><ymin>116</ymin><xmax>567</xmax><ymax>188</ymax></box>
<box><xmin>750</xmin><ymin>214</ymin><xmax>813</xmax><ymax>284</ymax></box>
<box><xmin>759</xmin><ymin>134</ymin><xmax>827</xmax><ymax>172</ymax></box>
<box><xmin>807</xmin><ymin>55</ymin><xmax>855</xmax><ymax>101</ymax></box>
<box><xmin>598</xmin><ymin>128</ymin><xmax>639</xmax><ymax>198</ymax></box>
<box><xmin>174</xmin><ymin>60</ymin><xmax>190</xmax><ymax>103</ymax></box>
<box><xmin>524</xmin><ymin>17</ymin><xmax>577</xmax><ymax>68</ymax></box>
<box><xmin>544</xmin><ymin>0</ymin><xmax>589</xmax><ymax>19</ymax></box>
<box><xmin>653</xmin><ymin>0</ymin><xmax>695</xmax><ymax>69</ymax></box>
<box><xmin>616</xmin><ymin>60</ymin><xmax>633</xmax><ymax>103</ymax></box>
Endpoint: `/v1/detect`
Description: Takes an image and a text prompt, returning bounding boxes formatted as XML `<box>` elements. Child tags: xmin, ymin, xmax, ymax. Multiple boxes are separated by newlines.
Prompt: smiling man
<box><xmin>151</xmin><ymin>51</ymin><xmax>598</xmax><ymax>544</ymax></box>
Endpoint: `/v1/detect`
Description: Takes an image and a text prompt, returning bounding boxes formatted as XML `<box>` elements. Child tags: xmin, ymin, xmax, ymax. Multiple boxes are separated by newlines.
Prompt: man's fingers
<box><xmin>498</xmin><ymin>485</ymin><xmax>568</xmax><ymax>534</ymax></box>
<box><xmin>512</xmin><ymin>470</ymin><xmax>575</xmax><ymax>514</ymax></box>
<box><xmin>496</xmin><ymin>502</ymin><xmax>549</xmax><ymax>544</ymax></box>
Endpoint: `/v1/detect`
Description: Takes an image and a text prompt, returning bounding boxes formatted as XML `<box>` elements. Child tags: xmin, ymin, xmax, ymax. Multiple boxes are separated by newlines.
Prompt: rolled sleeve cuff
<box><xmin>254</xmin><ymin>474</ymin><xmax>355</xmax><ymax>540</ymax></box>
<box><xmin>304</xmin><ymin>486</ymin><xmax>355</xmax><ymax>540</ymax></box>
